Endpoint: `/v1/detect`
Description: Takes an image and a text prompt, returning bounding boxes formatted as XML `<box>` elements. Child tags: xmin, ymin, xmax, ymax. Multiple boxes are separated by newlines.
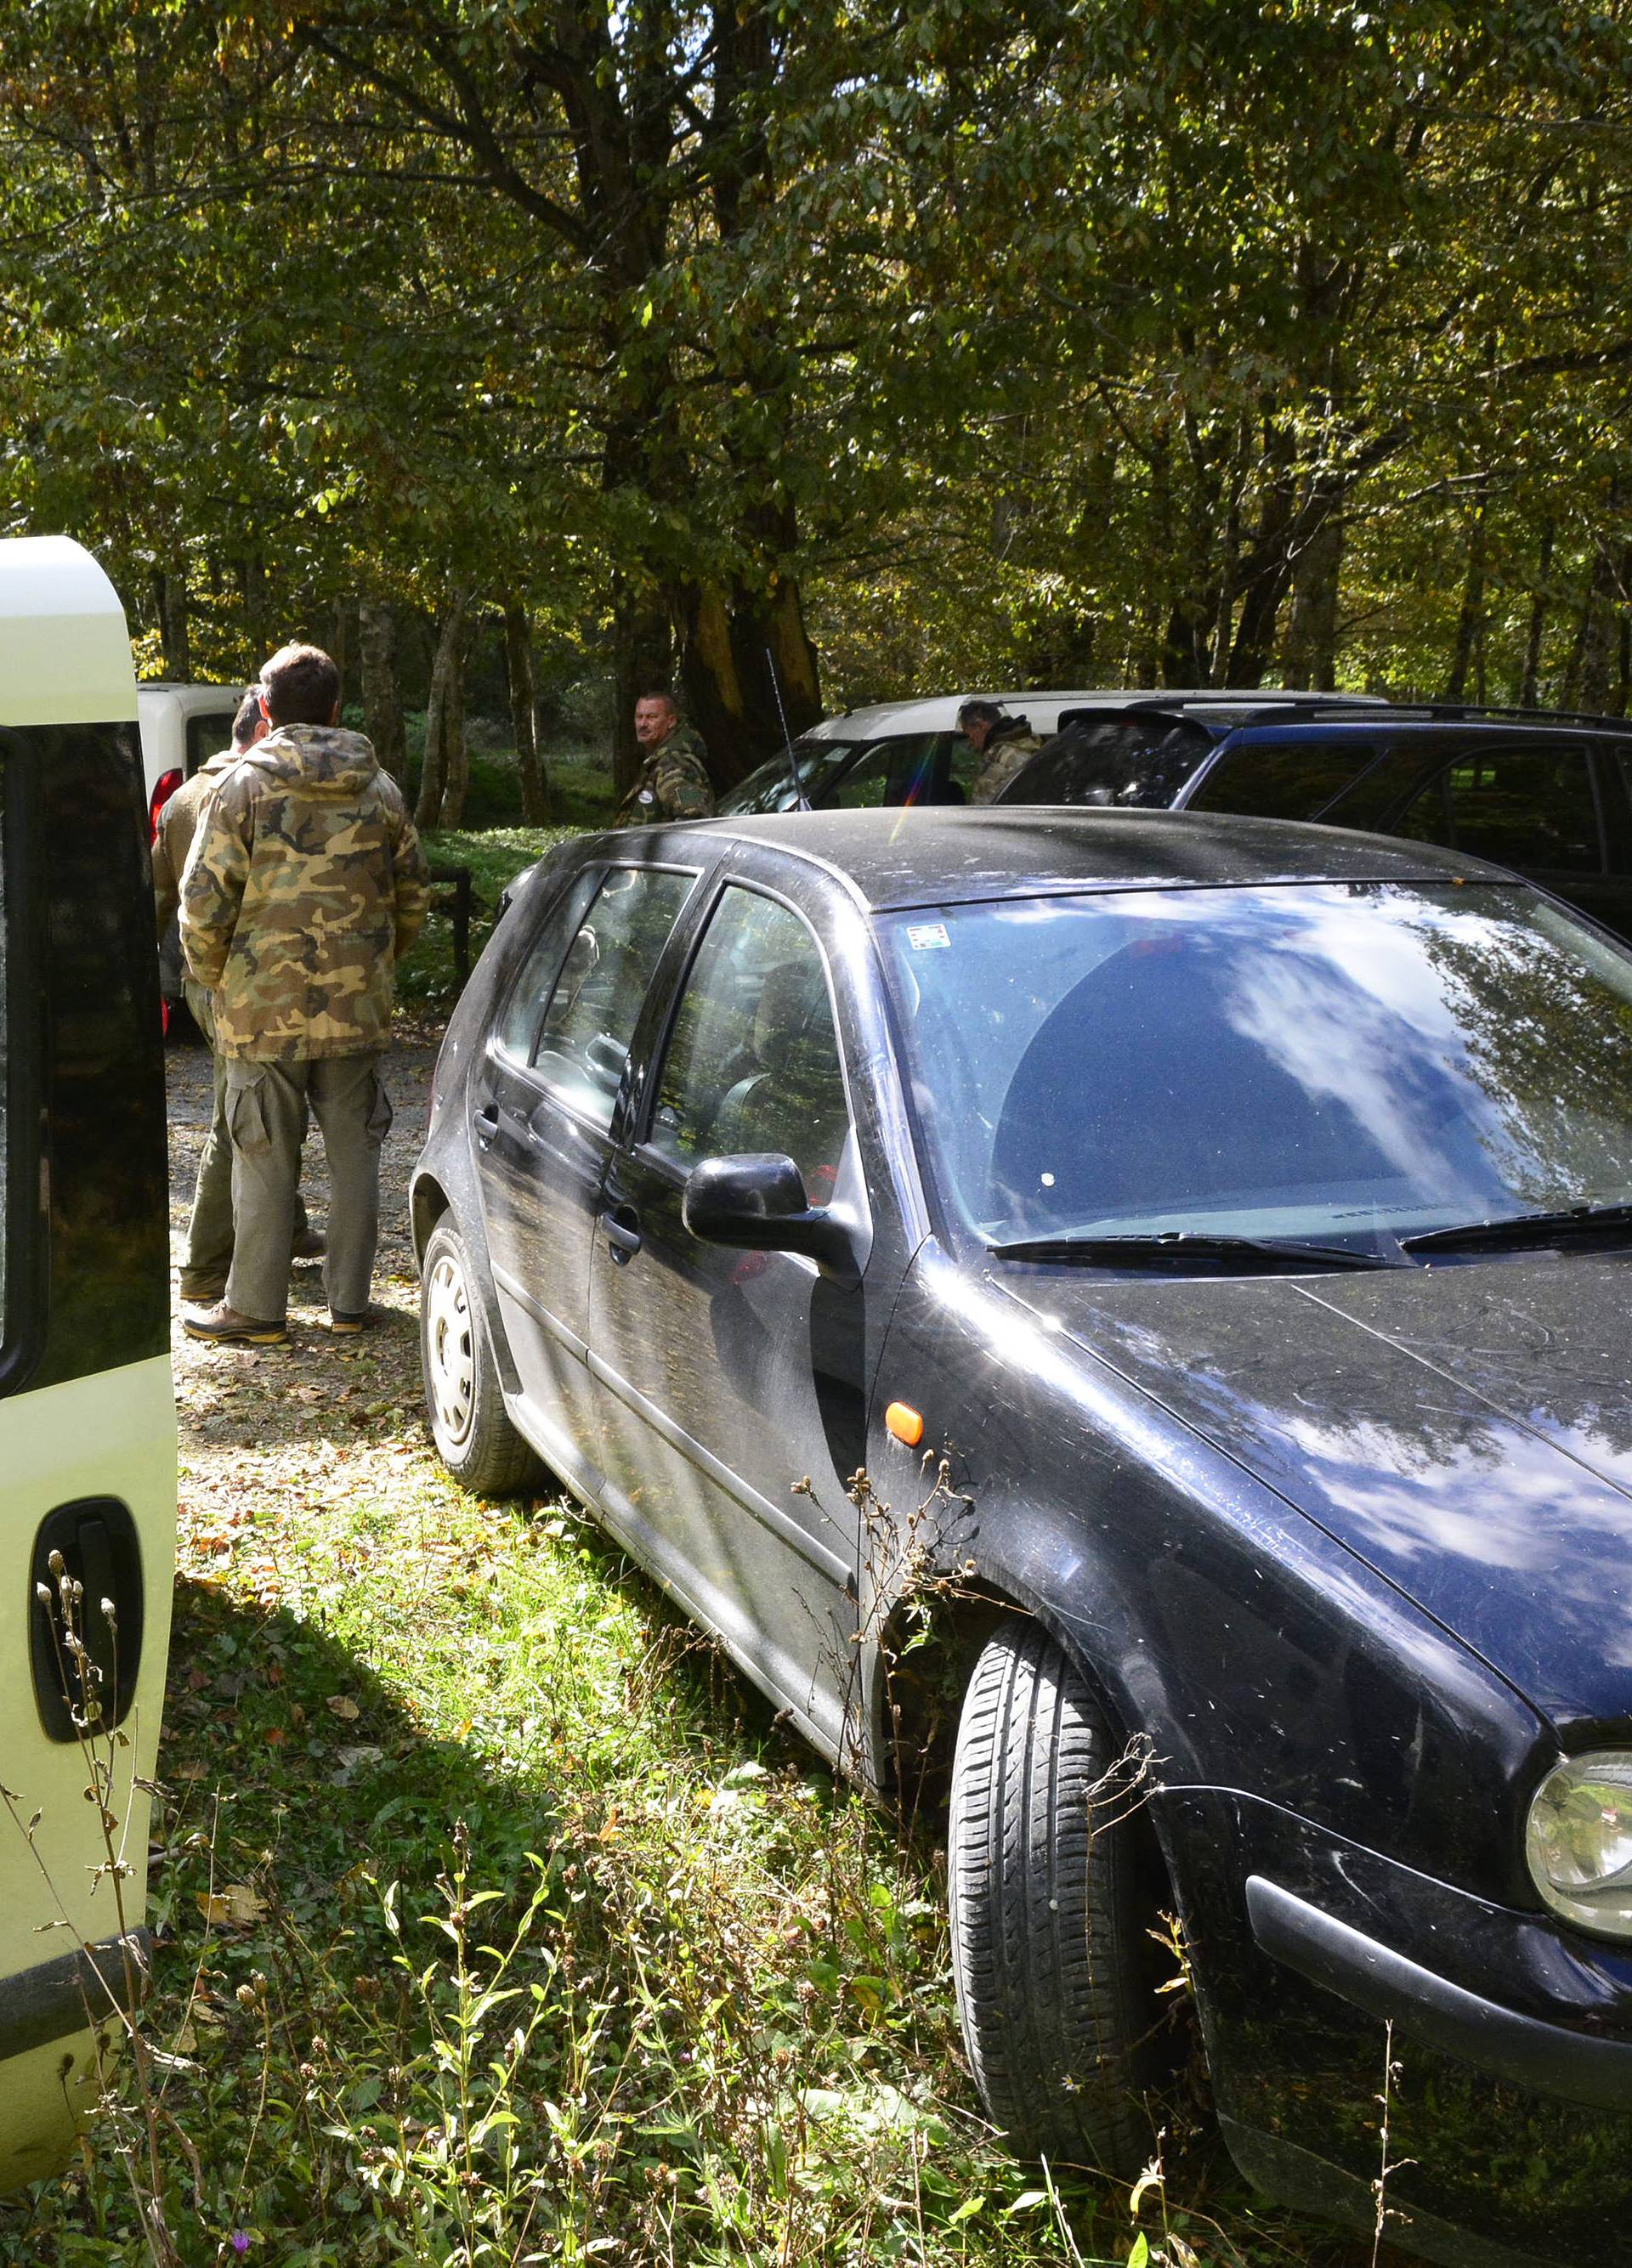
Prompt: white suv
<box><xmin>718</xmin><ymin>688</ymin><xmax>1379</xmax><ymax>813</ymax></box>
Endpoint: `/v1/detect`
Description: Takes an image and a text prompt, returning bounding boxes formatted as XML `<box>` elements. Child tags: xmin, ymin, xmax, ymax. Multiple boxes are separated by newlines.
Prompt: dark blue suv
<box><xmin>998</xmin><ymin>700</ymin><xmax>1632</xmax><ymax>942</ymax></box>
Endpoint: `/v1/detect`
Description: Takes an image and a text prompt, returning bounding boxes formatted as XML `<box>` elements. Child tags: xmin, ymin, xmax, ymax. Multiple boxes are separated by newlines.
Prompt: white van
<box><xmin>137</xmin><ymin>680</ymin><xmax>243</xmax><ymax>831</ymax></box>
<box><xmin>0</xmin><ymin>539</ymin><xmax>177</xmax><ymax>2186</ymax></box>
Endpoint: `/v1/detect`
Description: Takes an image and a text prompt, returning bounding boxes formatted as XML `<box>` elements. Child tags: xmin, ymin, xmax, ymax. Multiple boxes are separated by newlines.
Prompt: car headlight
<box><xmin>1526</xmin><ymin>1751</ymin><xmax>1632</xmax><ymax>1937</ymax></box>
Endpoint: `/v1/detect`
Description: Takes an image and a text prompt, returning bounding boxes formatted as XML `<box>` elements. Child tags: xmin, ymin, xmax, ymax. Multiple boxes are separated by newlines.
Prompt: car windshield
<box><xmin>879</xmin><ymin>883</ymin><xmax>1632</xmax><ymax>1253</ymax></box>
<box><xmin>997</xmin><ymin>717</ymin><xmax>1213</xmax><ymax>807</ymax></box>
<box><xmin>717</xmin><ymin>738</ymin><xmax>866</xmax><ymax>815</ymax></box>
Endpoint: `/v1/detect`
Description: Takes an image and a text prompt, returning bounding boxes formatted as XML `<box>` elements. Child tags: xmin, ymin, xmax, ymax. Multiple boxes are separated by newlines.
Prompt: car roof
<box><xmin>137</xmin><ymin>681</ymin><xmax>246</xmax><ymax>714</ymax></box>
<box><xmin>802</xmin><ymin>688</ymin><xmax>1381</xmax><ymax>741</ymax></box>
<box><xmin>682</xmin><ymin>806</ymin><xmax>1516</xmax><ymax>911</ymax></box>
<box><xmin>1116</xmin><ymin>700</ymin><xmax>1632</xmax><ymax>743</ymax></box>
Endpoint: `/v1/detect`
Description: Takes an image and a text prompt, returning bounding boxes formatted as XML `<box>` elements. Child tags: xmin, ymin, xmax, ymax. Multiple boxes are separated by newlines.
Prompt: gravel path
<box><xmin>165</xmin><ymin>1021</ymin><xmax>446</xmax><ymax>1554</ymax></box>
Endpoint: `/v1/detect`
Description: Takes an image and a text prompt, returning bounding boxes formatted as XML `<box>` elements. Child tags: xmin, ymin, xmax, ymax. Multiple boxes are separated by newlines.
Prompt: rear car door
<box><xmin>584</xmin><ymin>864</ymin><xmax>922</xmax><ymax>1761</ymax></box>
<box><xmin>469</xmin><ymin>859</ymin><xmax>702</xmax><ymax>1479</ymax></box>
<box><xmin>0</xmin><ymin>540</ymin><xmax>175</xmax><ymax>2187</ymax></box>
<box><xmin>1386</xmin><ymin>738</ymin><xmax>1624</xmax><ymax>931</ymax></box>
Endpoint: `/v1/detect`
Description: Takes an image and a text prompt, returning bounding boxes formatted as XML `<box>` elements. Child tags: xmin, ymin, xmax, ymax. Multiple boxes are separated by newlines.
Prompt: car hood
<box><xmin>998</xmin><ymin>1251</ymin><xmax>1632</xmax><ymax>1731</ymax></box>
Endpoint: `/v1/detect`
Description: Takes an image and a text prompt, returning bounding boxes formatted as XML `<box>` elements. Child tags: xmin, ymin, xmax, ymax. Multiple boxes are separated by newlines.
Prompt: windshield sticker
<box><xmin>906</xmin><ymin>922</ymin><xmax>950</xmax><ymax>951</ymax></box>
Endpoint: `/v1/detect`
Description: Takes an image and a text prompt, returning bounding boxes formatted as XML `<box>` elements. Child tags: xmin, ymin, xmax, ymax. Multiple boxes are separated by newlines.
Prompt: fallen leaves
<box><xmin>326</xmin><ymin>1695</ymin><xmax>361</xmax><ymax>1722</ymax></box>
<box><xmin>196</xmin><ymin>1884</ymin><xmax>266</xmax><ymax>1929</ymax></box>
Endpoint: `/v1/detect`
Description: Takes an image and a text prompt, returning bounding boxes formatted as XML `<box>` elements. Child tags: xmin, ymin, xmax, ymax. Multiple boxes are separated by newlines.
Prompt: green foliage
<box><xmin>2</xmin><ymin>3</ymin><xmax>1630</xmax><ymax>749</ymax></box>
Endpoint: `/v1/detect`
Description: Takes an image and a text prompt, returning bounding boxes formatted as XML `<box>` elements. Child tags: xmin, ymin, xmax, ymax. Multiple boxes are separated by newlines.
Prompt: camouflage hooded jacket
<box><xmin>179</xmin><ymin>723</ymin><xmax>430</xmax><ymax>1060</ymax></box>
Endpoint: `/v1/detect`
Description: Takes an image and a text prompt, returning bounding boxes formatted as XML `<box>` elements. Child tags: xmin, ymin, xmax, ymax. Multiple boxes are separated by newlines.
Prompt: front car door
<box><xmin>584</xmin><ymin>860</ymin><xmax>926</xmax><ymax>1762</ymax></box>
<box><xmin>470</xmin><ymin>858</ymin><xmax>704</xmax><ymax>1484</ymax></box>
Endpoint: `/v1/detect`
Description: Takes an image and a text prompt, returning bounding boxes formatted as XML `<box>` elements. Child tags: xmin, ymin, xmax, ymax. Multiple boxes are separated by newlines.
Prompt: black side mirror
<box><xmin>683</xmin><ymin>1153</ymin><xmax>860</xmax><ymax>1280</ymax></box>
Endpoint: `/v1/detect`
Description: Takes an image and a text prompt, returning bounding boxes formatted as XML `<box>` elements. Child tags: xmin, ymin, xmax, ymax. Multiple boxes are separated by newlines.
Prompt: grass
<box><xmin>0</xmin><ymin>1306</ymin><xmax>1355</xmax><ymax>2268</ymax></box>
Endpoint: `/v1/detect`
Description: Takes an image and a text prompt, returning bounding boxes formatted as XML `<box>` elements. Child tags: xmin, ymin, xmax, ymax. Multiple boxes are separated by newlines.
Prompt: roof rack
<box><xmin>1108</xmin><ymin>694</ymin><xmax>1632</xmax><ymax>734</ymax></box>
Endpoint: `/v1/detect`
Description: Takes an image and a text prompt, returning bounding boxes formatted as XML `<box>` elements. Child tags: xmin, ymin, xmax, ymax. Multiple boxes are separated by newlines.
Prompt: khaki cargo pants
<box><xmin>180</xmin><ymin>982</ymin><xmax>309</xmax><ymax>1300</ymax></box>
<box><xmin>224</xmin><ymin>1053</ymin><xmax>393</xmax><ymax>1325</ymax></box>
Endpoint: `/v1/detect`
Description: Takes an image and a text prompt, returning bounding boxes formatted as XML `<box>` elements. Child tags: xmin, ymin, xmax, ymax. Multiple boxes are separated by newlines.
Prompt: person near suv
<box><xmin>959</xmin><ymin>697</ymin><xmax>1045</xmax><ymax>803</ymax></box>
<box><xmin>178</xmin><ymin>642</ymin><xmax>429</xmax><ymax>1346</ymax></box>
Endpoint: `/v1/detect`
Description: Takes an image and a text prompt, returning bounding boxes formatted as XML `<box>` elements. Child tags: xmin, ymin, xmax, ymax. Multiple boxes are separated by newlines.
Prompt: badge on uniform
<box><xmin>638</xmin><ymin>789</ymin><xmax>655</xmax><ymax>805</ymax></box>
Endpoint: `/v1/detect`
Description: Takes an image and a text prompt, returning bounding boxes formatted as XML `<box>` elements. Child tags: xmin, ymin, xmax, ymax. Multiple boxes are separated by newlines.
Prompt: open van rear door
<box><xmin>0</xmin><ymin>539</ymin><xmax>175</xmax><ymax>2186</ymax></box>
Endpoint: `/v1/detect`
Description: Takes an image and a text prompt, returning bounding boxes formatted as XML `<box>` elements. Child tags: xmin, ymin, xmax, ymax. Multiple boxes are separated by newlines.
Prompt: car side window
<box><xmin>1188</xmin><ymin>739</ymin><xmax>1380</xmax><ymax>820</ymax></box>
<box><xmin>1395</xmin><ymin>743</ymin><xmax>1603</xmax><ymax>874</ymax></box>
<box><xmin>531</xmin><ymin>867</ymin><xmax>696</xmax><ymax>1129</ymax></box>
<box><xmin>494</xmin><ymin>867</ymin><xmax>604</xmax><ymax>1064</ymax></box>
<box><xmin>649</xmin><ymin>886</ymin><xmax>851</xmax><ymax>1202</ymax></box>
<box><xmin>830</xmin><ymin>740</ymin><xmax>898</xmax><ymax>809</ymax></box>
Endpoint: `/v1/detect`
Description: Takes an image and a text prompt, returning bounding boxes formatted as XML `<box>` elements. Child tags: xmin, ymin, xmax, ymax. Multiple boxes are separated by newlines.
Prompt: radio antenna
<box><xmin>765</xmin><ymin>644</ymin><xmax>808</xmax><ymax>811</ymax></box>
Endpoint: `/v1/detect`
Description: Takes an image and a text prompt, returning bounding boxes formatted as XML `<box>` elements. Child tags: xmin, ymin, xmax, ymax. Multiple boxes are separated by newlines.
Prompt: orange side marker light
<box><xmin>886</xmin><ymin>1400</ymin><xmax>924</xmax><ymax>1448</ymax></box>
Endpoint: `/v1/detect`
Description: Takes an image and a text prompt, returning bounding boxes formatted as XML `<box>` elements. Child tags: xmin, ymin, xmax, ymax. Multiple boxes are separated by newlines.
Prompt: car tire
<box><xmin>949</xmin><ymin>1620</ymin><xmax>1159</xmax><ymax>2175</ymax></box>
<box><xmin>420</xmin><ymin>1216</ymin><xmax>541</xmax><ymax>1496</ymax></box>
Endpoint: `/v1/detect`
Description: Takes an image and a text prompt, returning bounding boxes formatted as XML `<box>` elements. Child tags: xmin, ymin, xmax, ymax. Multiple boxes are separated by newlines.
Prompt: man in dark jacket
<box><xmin>179</xmin><ymin>643</ymin><xmax>429</xmax><ymax>1346</ymax></box>
<box><xmin>959</xmin><ymin>698</ymin><xmax>1044</xmax><ymax>804</ymax></box>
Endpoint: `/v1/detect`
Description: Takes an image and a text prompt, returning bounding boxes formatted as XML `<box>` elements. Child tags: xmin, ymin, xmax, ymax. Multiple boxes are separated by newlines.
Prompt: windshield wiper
<box><xmin>989</xmin><ymin>1230</ymin><xmax>1400</xmax><ymax>1271</ymax></box>
<box><xmin>1400</xmin><ymin>1202</ymin><xmax>1632</xmax><ymax>1257</ymax></box>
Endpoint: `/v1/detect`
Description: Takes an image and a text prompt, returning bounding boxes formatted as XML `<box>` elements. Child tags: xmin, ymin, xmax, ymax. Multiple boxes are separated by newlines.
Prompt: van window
<box><xmin>185</xmin><ymin>709</ymin><xmax>239</xmax><ymax>776</ymax></box>
<box><xmin>0</xmin><ymin>750</ymin><xmax>7</xmax><ymax>1333</ymax></box>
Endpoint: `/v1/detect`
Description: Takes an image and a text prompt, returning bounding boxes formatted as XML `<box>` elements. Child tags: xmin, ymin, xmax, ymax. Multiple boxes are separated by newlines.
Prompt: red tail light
<box><xmin>148</xmin><ymin>767</ymin><xmax>182</xmax><ymax>842</ymax></box>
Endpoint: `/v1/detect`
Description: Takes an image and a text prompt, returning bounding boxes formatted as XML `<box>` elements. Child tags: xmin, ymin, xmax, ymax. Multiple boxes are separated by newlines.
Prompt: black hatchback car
<box><xmin>412</xmin><ymin>808</ymin><xmax>1632</xmax><ymax>2268</ymax></box>
<box><xmin>998</xmin><ymin>698</ymin><xmax>1632</xmax><ymax>942</ymax></box>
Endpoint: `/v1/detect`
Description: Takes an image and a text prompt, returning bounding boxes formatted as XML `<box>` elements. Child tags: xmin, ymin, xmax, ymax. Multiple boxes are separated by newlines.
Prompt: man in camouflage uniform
<box><xmin>154</xmin><ymin>690</ymin><xmax>317</xmax><ymax>1302</ymax></box>
<box><xmin>959</xmin><ymin>698</ymin><xmax>1045</xmax><ymax>805</ymax></box>
<box><xmin>179</xmin><ymin>642</ymin><xmax>430</xmax><ymax>1346</ymax></box>
<box><xmin>616</xmin><ymin>688</ymin><xmax>714</xmax><ymax>823</ymax></box>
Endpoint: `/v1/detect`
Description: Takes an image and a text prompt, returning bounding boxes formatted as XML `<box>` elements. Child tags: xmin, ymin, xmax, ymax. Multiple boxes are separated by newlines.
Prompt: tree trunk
<box><xmin>1518</xmin><ymin>520</ymin><xmax>1554</xmax><ymax>707</ymax></box>
<box><xmin>328</xmin><ymin>603</ymin><xmax>351</xmax><ymax>708</ymax></box>
<box><xmin>677</xmin><ymin>557</ymin><xmax>823</xmax><ymax>788</ymax></box>
<box><xmin>439</xmin><ymin>631</ymin><xmax>471</xmax><ymax>827</ymax></box>
<box><xmin>1282</xmin><ymin>509</ymin><xmax>1346</xmax><ymax>691</ymax></box>
<box><xmin>416</xmin><ymin>596</ymin><xmax>468</xmax><ymax>831</ymax></box>
<box><xmin>150</xmin><ymin>568</ymin><xmax>191</xmax><ymax>679</ymax></box>
<box><xmin>1575</xmin><ymin>545</ymin><xmax>1618</xmax><ymax>713</ymax></box>
<box><xmin>503</xmin><ymin>602</ymin><xmax>548</xmax><ymax>822</ymax></box>
<box><xmin>1614</xmin><ymin>542</ymin><xmax>1632</xmax><ymax>717</ymax></box>
<box><xmin>360</xmin><ymin>602</ymin><xmax>407</xmax><ymax>783</ymax></box>
<box><xmin>1442</xmin><ymin>484</ymin><xmax>1489</xmax><ymax>703</ymax></box>
<box><xmin>240</xmin><ymin>557</ymin><xmax>270</xmax><ymax>671</ymax></box>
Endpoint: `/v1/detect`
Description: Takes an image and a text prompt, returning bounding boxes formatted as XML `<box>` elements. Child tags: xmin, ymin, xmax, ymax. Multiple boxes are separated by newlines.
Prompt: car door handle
<box><xmin>473</xmin><ymin>1104</ymin><xmax>500</xmax><ymax>1143</ymax></box>
<box><xmin>600</xmin><ymin>1206</ymin><xmax>642</xmax><ymax>1263</ymax></box>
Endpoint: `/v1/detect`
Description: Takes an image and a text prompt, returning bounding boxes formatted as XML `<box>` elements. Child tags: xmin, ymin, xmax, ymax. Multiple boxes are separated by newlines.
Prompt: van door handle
<box><xmin>600</xmin><ymin>1207</ymin><xmax>642</xmax><ymax>1263</ymax></box>
<box><xmin>473</xmin><ymin>1104</ymin><xmax>500</xmax><ymax>1143</ymax></box>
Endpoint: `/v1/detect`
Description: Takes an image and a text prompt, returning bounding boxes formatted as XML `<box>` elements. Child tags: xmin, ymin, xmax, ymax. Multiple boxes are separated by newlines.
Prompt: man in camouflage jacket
<box><xmin>154</xmin><ymin>689</ymin><xmax>314</xmax><ymax>1300</ymax></box>
<box><xmin>616</xmin><ymin>689</ymin><xmax>715</xmax><ymax>823</ymax></box>
<box><xmin>959</xmin><ymin>698</ymin><xmax>1044</xmax><ymax>805</ymax></box>
<box><xmin>179</xmin><ymin>642</ymin><xmax>430</xmax><ymax>1345</ymax></box>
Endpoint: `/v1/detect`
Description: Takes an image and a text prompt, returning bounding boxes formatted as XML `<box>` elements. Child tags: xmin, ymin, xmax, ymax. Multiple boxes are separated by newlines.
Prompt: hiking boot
<box><xmin>326</xmin><ymin>1308</ymin><xmax>377</xmax><ymax>1335</ymax></box>
<box><xmin>182</xmin><ymin>1302</ymin><xmax>289</xmax><ymax>1349</ymax></box>
<box><xmin>292</xmin><ymin>1224</ymin><xmax>326</xmax><ymax>1261</ymax></box>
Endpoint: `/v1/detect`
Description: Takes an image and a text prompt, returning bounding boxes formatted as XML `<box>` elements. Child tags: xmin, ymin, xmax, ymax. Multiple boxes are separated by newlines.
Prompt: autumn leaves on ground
<box><xmin>0</xmin><ymin>1002</ymin><xmax>1380</xmax><ymax>2268</ymax></box>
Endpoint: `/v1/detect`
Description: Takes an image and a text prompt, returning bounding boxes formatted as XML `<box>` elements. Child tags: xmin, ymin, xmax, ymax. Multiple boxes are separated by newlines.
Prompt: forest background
<box><xmin>3</xmin><ymin>0</ymin><xmax>1631</xmax><ymax>811</ymax></box>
